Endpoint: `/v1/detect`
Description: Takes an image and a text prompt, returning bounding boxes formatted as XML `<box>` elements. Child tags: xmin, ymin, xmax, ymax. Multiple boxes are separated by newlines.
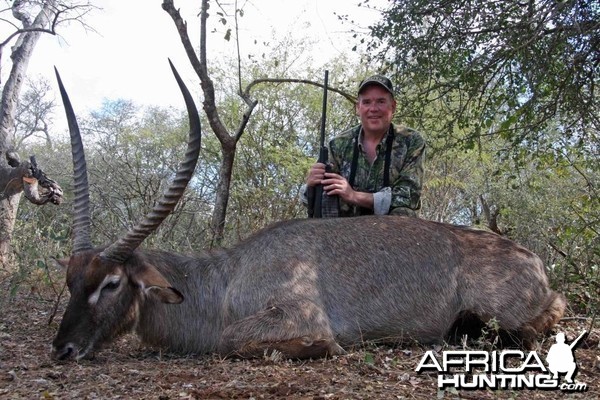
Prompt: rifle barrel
<box><xmin>318</xmin><ymin>70</ymin><xmax>329</xmax><ymax>151</ymax></box>
<box><xmin>313</xmin><ymin>70</ymin><xmax>329</xmax><ymax>218</ymax></box>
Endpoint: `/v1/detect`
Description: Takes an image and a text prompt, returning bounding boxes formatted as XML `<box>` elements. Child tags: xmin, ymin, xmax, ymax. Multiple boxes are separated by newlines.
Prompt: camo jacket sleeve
<box><xmin>388</xmin><ymin>126</ymin><xmax>425</xmax><ymax>216</ymax></box>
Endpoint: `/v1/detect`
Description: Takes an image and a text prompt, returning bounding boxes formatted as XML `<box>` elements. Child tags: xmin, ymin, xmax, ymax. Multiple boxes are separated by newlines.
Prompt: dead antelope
<box><xmin>51</xmin><ymin>63</ymin><xmax>566</xmax><ymax>361</ymax></box>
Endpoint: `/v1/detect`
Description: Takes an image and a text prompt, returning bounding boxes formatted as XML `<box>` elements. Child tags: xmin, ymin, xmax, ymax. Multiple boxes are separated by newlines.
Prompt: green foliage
<box><xmin>224</xmin><ymin>61</ymin><xmax>354</xmax><ymax>235</ymax></box>
<box><xmin>365</xmin><ymin>0</ymin><xmax>598</xmax><ymax>158</ymax></box>
<box><xmin>203</xmin><ymin>48</ymin><xmax>361</xmax><ymax>243</ymax></box>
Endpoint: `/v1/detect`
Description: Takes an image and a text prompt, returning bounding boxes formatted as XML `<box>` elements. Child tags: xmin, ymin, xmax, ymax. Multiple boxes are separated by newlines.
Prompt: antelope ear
<box><xmin>146</xmin><ymin>285</ymin><xmax>184</xmax><ymax>304</ymax></box>
<box><xmin>135</xmin><ymin>264</ymin><xmax>184</xmax><ymax>304</ymax></box>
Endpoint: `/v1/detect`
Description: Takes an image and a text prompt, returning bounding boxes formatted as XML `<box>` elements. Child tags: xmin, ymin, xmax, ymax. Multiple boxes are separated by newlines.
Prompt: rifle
<box><xmin>307</xmin><ymin>70</ymin><xmax>329</xmax><ymax>218</ymax></box>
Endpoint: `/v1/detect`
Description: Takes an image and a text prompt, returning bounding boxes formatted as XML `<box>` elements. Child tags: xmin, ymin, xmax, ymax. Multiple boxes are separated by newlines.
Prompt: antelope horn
<box><xmin>100</xmin><ymin>60</ymin><xmax>202</xmax><ymax>263</ymax></box>
<box><xmin>55</xmin><ymin>67</ymin><xmax>93</xmax><ymax>253</ymax></box>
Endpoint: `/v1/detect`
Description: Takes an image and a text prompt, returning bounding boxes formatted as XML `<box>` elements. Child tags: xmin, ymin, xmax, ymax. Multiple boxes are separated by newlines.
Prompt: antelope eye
<box><xmin>102</xmin><ymin>280</ymin><xmax>120</xmax><ymax>292</ymax></box>
<box><xmin>88</xmin><ymin>275</ymin><xmax>122</xmax><ymax>305</ymax></box>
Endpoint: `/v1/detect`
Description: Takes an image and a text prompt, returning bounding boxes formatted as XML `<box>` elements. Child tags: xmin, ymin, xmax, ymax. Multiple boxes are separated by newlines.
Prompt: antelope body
<box><xmin>51</xmin><ymin>64</ymin><xmax>566</xmax><ymax>361</ymax></box>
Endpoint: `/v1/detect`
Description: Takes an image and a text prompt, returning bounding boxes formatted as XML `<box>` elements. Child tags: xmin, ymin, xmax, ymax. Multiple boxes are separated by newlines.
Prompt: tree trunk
<box><xmin>0</xmin><ymin>1</ymin><xmax>57</xmax><ymax>270</ymax></box>
<box><xmin>210</xmin><ymin>144</ymin><xmax>235</xmax><ymax>247</ymax></box>
<box><xmin>0</xmin><ymin>195</ymin><xmax>20</xmax><ymax>270</ymax></box>
<box><xmin>163</xmin><ymin>0</ymin><xmax>258</xmax><ymax>247</ymax></box>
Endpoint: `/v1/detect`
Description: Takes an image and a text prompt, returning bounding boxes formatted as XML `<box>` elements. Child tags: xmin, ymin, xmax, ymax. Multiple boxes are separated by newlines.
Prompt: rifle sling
<box><xmin>349</xmin><ymin>125</ymin><xmax>394</xmax><ymax>189</ymax></box>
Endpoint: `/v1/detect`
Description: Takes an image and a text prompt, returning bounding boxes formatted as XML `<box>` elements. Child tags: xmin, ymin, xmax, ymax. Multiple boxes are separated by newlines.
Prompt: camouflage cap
<box><xmin>358</xmin><ymin>75</ymin><xmax>394</xmax><ymax>97</ymax></box>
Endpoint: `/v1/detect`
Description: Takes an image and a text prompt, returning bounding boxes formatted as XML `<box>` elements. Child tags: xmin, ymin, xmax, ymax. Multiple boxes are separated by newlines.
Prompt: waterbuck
<box><xmin>51</xmin><ymin>63</ymin><xmax>566</xmax><ymax>361</ymax></box>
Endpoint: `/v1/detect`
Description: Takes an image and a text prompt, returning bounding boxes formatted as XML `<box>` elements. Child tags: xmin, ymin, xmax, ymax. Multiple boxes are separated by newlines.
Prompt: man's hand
<box><xmin>306</xmin><ymin>163</ymin><xmax>327</xmax><ymax>187</ymax></box>
<box><xmin>322</xmin><ymin>172</ymin><xmax>355</xmax><ymax>202</ymax></box>
<box><xmin>307</xmin><ymin>165</ymin><xmax>374</xmax><ymax>210</ymax></box>
<box><xmin>323</xmin><ymin>172</ymin><xmax>374</xmax><ymax>209</ymax></box>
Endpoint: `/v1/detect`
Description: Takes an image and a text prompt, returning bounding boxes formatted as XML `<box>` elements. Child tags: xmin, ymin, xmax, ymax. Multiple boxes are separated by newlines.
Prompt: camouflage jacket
<box><xmin>328</xmin><ymin>124</ymin><xmax>425</xmax><ymax>217</ymax></box>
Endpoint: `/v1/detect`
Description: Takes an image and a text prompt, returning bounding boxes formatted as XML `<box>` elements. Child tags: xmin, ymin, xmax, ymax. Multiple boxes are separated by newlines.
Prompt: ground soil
<box><xmin>1</xmin><ymin>276</ymin><xmax>598</xmax><ymax>400</ymax></box>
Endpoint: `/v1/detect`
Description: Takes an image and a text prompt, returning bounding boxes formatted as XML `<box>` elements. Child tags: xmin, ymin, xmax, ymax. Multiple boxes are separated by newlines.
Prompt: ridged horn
<box><xmin>55</xmin><ymin>67</ymin><xmax>93</xmax><ymax>254</ymax></box>
<box><xmin>100</xmin><ymin>59</ymin><xmax>202</xmax><ymax>263</ymax></box>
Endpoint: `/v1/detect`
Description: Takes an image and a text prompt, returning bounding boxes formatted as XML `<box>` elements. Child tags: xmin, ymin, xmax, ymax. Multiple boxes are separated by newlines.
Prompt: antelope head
<box><xmin>0</xmin><ymin>151</ymin><xmax>63</xmax><ymax>205</ymax></box>
<box><xmin>51</xmin><ymin>61</ymin><xmax>201</xmax><ymax>360</ymax></box>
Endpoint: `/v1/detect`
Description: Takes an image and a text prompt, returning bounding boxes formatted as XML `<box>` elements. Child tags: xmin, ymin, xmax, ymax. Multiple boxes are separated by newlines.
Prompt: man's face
<box><xmin>356</xmin><ymin>85</ymin><xmax>397</xmax><ymax>136</ymax></box>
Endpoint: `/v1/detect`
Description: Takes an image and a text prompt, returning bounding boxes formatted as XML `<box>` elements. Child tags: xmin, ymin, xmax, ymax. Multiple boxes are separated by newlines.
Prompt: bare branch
<box><xmin>244</xmin><ymin>77</ymin><xmax>356</xmax><ymax>104</ymax></box>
